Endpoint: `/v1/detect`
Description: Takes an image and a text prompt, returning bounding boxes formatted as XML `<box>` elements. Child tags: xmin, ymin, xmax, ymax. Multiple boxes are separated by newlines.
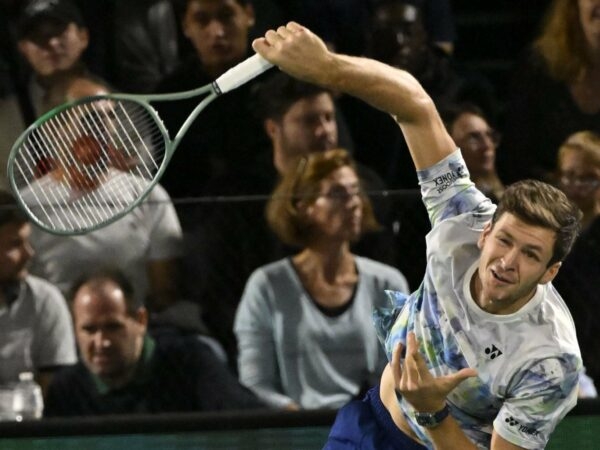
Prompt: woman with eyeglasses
<box><xmin>554</xmin><ymin>130</ymin><xmax>600</xmax><ymax>398</ymax></box>
<box><xmin>234</xmin><ymin>149</ymin><xmax>409</xmax><ymax>411</ymax></box>
<box><xmin>556</xmin><ymin>131</ymin><xmax>600</xmax><ymax>230</ymax></box>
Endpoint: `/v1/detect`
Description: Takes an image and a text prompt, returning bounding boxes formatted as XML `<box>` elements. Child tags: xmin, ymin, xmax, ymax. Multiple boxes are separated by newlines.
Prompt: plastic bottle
<box><xmin>12</xmin><ymin>372</ymin><xmax>44</xmax><ymax>421</ymax></box>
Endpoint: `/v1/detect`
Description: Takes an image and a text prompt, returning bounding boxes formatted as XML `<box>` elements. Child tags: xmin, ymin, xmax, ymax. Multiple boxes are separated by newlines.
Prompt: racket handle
<box><xmin>213</xmin><ymin>54</ymin><xmax>273</xmax><ymax>94</ymax></box>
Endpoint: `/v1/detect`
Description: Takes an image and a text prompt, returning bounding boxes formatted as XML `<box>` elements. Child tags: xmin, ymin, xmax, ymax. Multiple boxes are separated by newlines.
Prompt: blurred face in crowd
<box><xmin>369</xmin><ymin>2</ymin><xmax>428</xmax><ymax>72</ymax></box>
<box><xmin>73</xmin><ymin>279</ymin><xmax>147</xmax><ymax>388</ymax></box>
<box><xmin>578</xmin><ymin>0</ymin><xmax>600</xmax><ymax>49</ymax></box>
<box><xmin>266</xmin><ymin>93</ymin><xmax>338</xmax><ymax>174</ymax></box>
<box><xmin>304</xmin><ymin>166</ymin><xmax>363</xmax><ymax>244</ymax></box>
<box><xmin>183</xmin><ymin>0</ymin><xmax>255</xmax><ymax>77</ymax></box>
<box><xmin>18</xmin><ymin>22</ymin><xmax>89</xmax><ymax>77</ymax></box>
<box><xmin>0</xmin><ymin>222</ymin><xmax>33</xmax><ymax>284</ymax></box>
<box><xmin>558</xmin><ymin>148</ymin><xmax>600</xmax><ymax>216</ymax></box>
<box><xmin>450</xmin><ymin>112</ymin><xmax>500</xmax><ymax>179</ymax></box>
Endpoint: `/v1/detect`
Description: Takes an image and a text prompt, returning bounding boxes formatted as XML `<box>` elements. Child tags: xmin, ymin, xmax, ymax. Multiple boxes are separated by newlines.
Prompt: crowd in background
<box><xmin>1</xmin><ymin>0</ymin><xmax>599</xmax><ymax>419</ymax></box>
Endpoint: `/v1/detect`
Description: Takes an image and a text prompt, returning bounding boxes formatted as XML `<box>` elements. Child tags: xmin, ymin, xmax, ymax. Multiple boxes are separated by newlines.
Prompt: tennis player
<box><xmin>254</xmin><ymin>23</ymin><xmax>582</xmax><ymax>450</ymax></box>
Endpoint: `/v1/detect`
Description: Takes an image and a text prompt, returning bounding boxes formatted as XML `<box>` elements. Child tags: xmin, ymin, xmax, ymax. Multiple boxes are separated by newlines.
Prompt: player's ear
<box><xmin>477</xmin><ymin>221</ymin><xmax>492</xmax><ymax>250</ymax></box>
<box><xmin>540</xmin><ymin>261</ymin><xmax>561</xmax><ymax>285</ymax></box>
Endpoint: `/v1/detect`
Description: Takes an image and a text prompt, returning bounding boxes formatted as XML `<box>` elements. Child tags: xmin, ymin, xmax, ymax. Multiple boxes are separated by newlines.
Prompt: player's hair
<box><xmin>69</xmin><ymin>267</ymin><xmax>139</xmax><ymax>316</ymax></box>
<box><xmin>533</xmin><ymin>0</ymin><xmax>587</xmax><ymax>82</ymax></box>
<box><xmin>266</xmin><ymin>148</ymin><xmax>379</xmax><ymax>247</ymax></box>
<box><xmin>492</xmin><ymin>179</ymin><xmax>582</xmax><ymax>266</ymax></box>
<box><xmin>0</xmin><ymin>190</ymin><xmax>28</xmax><ymax>228</ymax></box>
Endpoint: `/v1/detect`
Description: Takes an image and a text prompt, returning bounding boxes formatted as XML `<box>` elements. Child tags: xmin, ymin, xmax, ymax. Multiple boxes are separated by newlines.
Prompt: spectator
<box><xmin>154</xmin><ymin>0</ymin><xmax>271</xmax><ymax>200</ymax></box>
<box><xmin>553</xmin><ymin>131</ymin><xmax>600</xmax><ymax>392</ymax></box>
<box><xmin>45</xmin><ymin>268</ymin><xmax>263</xmax><ymax>416</ymax></box>
<box><xmin>182</xmin><ymin>73</ymin><xmax>401</xmax><ymax>367</ymax></box>
<box><xmin>442</xmin><ymin>102</ymin><xmax>505</xmax><ymax>202</ymax></box>
<box><xmin>0</xmin><ymin>190</ymin><xmax>76</xmax><ymax>394</ymax></box>
<box><xmin>234</xmin><ymin>149</ymin><xmax>409</xmax><ymax>410</ymax></box>
<box><xmin>27</xmin><ymin>76</ymin><xmax>185</xmax><ymax>316</ymax></box>
<box><xmin>0</xmin><ymin>0</ymin><xmax>99</xmax><ymax>189</ymax></box>
<box><xmin>501</xmin><ymin>0</ymin><xmax>600</xmax><ymax>183</ymax></box>
<box><xmin>339</xmin><ymin>0</ymin><xmax>495</xmax><ymax>189</ymax></box>
<box><xmin>555</xmin><ymin>131</ymin><xmax>600</xmax><ymax>230</ymax></box>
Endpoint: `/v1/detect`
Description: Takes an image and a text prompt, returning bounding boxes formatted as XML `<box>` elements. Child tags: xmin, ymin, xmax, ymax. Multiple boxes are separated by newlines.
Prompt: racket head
<box><xmin>8</xmin><ymin>94</ymin><xmax>172</xmax><ymax>235</ymax></box>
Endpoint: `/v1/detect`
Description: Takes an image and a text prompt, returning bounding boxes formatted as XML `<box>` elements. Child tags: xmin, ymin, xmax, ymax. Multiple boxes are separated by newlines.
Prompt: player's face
<box><xmin>0</xmin><ymin>222</ymin><xmax>33</xmax><ymax>283</ymax></box>
<box><xmin>304</xmin><ymin>166</ymin><xmax>363</xmax><ymax>243</ymax></box>
<box><xmin>269</xmin><ymin>93</ymin><xmax>338</xmax><ymax>174</ymax></box>
<box><xmin>451</xmin><ymin>113</ymin><xmax>498</xmax><ymax>178</ymax></box>
<box><xmin>475</xmin><ymin>213</ymin><xmax>560</xmax><ymax>314</ymax></box>
<box><xmin>183</xmin><ymin>0</ymin><xmax>254</xmax><ymax>77</ymax></box>
<box><xmin>18</xmin><ymin>23</ymin><xmax>89</xmax><ymax>77</ymax></box>
<box><xmin>73</xmin><ymin>282</ymin><xmax>147</xmax><ymax>386</ymax></box>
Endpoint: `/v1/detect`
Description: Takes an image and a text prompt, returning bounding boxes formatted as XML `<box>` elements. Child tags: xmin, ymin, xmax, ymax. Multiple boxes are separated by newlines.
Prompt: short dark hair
<box><xmin>493</xmin><ymin>179</ymin><xmax>582</xmax><ymax>266</ymax></box>
<box><xmin>252</xmin><ymin>72</ymin><xmax>332</xmax><ymax>122</ymax></box>
<box><xmin>440</xmin><ymin>102</ymin><xmax>488</xmax><ymax>132</ymax></box>
<box><xmin>69</xmin><ymin>267</ymin><xmax>139</xmax><ymax>316</ymax></box>
<box><xmin>0</xmin><ymin>190</ymin><xmax>28</xmax><ymax>228</ymax></box>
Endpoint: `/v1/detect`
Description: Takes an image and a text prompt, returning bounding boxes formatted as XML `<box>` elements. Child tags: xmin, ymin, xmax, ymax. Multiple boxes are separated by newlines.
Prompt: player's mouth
<box><xmin>491</xmin><ymin>268</ymin><xmax>513</xmax><ymax>285</ymax></box>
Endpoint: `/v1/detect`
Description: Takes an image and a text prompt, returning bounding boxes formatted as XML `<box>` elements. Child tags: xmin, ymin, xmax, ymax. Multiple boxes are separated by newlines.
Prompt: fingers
<box><xmin>391</xmin><ymin>341</ymin><xmax>404</xmax><ymax>387</ymax></box>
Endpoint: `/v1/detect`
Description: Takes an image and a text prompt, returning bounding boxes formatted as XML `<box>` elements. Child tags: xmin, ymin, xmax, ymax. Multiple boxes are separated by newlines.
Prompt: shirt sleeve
<box><xmin>493</xmin><ymin>356</ymin><xmax>580</xmax><ymax>449</ymax></box>
<box><xmin>234</xmin><ymin>268</ymin><xmax>297</xmax><ymax>409</ymax></box>
<box><xmin>32</xmin><ymin>280</ymin><xmax>77</xmax><ymax>369</ymax></box>
<box><xmin>143</xmin><ymin>184</ymin><xmax>183</xmax><ymax>260</ymax></box>
<box><xmin>417</xmin><ymin>149</ymin><xmax>493</xmax><ymax>227</ymax></box>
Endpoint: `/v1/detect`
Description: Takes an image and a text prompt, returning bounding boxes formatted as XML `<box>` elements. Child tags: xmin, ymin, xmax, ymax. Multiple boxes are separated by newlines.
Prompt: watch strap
<box><xmin>414</xmin><ymin>404</ymin><xmax>450</xmax><ymax>428</ymax></box>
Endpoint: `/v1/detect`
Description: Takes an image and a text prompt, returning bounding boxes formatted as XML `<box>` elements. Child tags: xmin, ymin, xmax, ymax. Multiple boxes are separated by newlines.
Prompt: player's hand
<box><xmin>252</xmin><ymin>22</ymin><xmax>333</xmax><ymax>85</ymax></box>
<box><xmin>392</xmin><ymin>332</ymin><xmax>478</xmax><ymax>412</ymax></box>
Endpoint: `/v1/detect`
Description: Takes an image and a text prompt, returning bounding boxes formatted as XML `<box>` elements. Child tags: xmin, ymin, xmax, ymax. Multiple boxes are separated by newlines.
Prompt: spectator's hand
<box><xmin>392</xmin><ymin>332</ymin><xmax>477</xmax><ymax>412</ymax></box>
<box><xmin>252</xmin><ymin>22</ymin><xmax>333</xmax><ymax>86</ymax></box>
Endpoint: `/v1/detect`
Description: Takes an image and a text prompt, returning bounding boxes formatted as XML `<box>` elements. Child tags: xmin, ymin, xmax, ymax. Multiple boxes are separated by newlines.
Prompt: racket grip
<box><xmin>214</xmin><ymin>54</ymin><xmax>273</xmax><ymax>94</ymax></box>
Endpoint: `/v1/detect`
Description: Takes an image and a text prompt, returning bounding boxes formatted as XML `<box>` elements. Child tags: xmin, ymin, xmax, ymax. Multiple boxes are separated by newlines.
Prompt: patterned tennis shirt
<box><xmin>374</xmin><ymin>150</ymin><xmax>581</xmax><ymax>449</ymax></box>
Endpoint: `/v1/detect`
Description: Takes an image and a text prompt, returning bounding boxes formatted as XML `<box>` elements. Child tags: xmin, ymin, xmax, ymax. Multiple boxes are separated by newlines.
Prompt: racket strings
<box><xmin>12</xmin><ymin>98</ymin><xmax>166</xmax><ymax>233</ymax></box>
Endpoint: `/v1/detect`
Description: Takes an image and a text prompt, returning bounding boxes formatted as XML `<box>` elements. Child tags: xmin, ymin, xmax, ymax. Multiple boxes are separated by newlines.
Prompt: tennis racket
<box><xmin>7</xmin><ymin>54</ymin><xmax>273</xmax><ymax>235</ymax></box>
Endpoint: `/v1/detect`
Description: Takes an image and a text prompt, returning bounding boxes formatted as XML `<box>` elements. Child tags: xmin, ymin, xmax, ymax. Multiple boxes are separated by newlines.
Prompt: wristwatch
<box><xmin>414</xmin><ymin>404</ymin><xmax>450</xmax><ymax>428</ymax></box>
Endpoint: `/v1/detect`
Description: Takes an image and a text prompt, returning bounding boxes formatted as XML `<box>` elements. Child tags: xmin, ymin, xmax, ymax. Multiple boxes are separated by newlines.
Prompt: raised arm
<box><xmin>253</xmin><ymin>22</ymin><xmax>456</xmax><ymax>171</ymax></box>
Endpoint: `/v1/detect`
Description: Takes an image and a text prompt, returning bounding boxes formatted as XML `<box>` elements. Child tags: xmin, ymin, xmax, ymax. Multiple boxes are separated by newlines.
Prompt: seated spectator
<box><xmin>234</xmin><ymin>149</ymin><xmax>409</xmax><ymax>410</ymax></box>
<box><xmin>45</xmin><ymin>268</ymin><xmax>264</xmax><ymax>416</ymax></box>
<box><xmin>501</xmin><ymin>0</ymin><xmax>600</xmax><ymax>183</ymax></box>
<box><xmin>0</xmin><ymin>190</ymin><xmax>76</xmax><ymax>394</ymax></box>
<box><xmin>339</xmin><ymin>0</ymin><xmax>495</xmax><ymax>189</ymax></box>
<box><xmin>154</xmin><ymin>0</ymin><xmax>271</xmax><ymax>199</ymax></box>
<box><xmin>442</xmin><ymin>102</ymin><xmax>505</xmax><ymax>202</ymax></box>
<box><xmin>555</xmin><ymin>131</ymin><xmax>600</xmax><ymax>230</ymax></box>
<box><xmin>27</xmin><ymin>76</ymin><xmax>185</xmax><ymax>316</ymax></box>
<box><xmin>182</xmin><ymin>73</ymin><xmax>397</xmax><ymax>367</ymax></box>
<box><xmin>0</xmin><ymin>0</ymin><xmax>101</xmax><ymax>188</ymax></box>
<box><xmin>553</xmin><ymin>131</ymin><xmax>600</xmax><ymax>392</ymax></box>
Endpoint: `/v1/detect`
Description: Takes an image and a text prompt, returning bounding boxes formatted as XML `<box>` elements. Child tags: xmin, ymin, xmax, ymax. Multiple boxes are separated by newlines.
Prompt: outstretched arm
<box><xmin>253</xmin><ymin>22</ymin><xmax>456</xmax><ymax>171</ymax></box>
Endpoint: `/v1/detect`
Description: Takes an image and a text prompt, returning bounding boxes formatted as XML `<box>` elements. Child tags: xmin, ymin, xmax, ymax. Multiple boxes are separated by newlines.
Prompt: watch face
<box><xmin>415</xmin><ymin>405</ymin><xmax>450</xmax><ymax>428</ymax></box>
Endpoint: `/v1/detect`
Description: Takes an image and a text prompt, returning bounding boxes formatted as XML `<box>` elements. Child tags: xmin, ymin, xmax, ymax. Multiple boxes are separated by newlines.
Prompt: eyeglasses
<box><xmin>462</xmin><ymin>129</ymin><xmax>501</xmax><ymax>148</ymax></box>
<box><xmin>559</xmin><ymin>173</ymin><xmax>600</xmax><ymax>190</ymax></box>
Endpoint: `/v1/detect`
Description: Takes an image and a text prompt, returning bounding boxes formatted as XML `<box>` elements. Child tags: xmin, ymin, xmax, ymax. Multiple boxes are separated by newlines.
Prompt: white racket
<box><xmin>7</xmin><ymin>54</ymin><xmax>273</xmax><ymax>235</ymax></box>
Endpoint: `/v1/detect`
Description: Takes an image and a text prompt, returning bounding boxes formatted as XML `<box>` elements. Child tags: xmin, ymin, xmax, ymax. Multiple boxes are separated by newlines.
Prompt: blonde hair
<box><xmin>533</xmin><ymin>0</ymin><xmax>588</xmax><ymax>82</ymax></box>
<box><xmin>558</xmin><ymin>130</ymin><xmax>600</xmax><ymax>168</ymax></box>
<box><xmin>266</xmin><ymin>149</ymin><xmax>379</xmax><ymax>247</ymax></box>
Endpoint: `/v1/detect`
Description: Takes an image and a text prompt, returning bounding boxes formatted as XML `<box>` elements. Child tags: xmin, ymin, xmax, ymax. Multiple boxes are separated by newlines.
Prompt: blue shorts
<box><xmin>323</xmin><ymin>385</ymin><xmax>428</xmax><ymax>450</ymax></box>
